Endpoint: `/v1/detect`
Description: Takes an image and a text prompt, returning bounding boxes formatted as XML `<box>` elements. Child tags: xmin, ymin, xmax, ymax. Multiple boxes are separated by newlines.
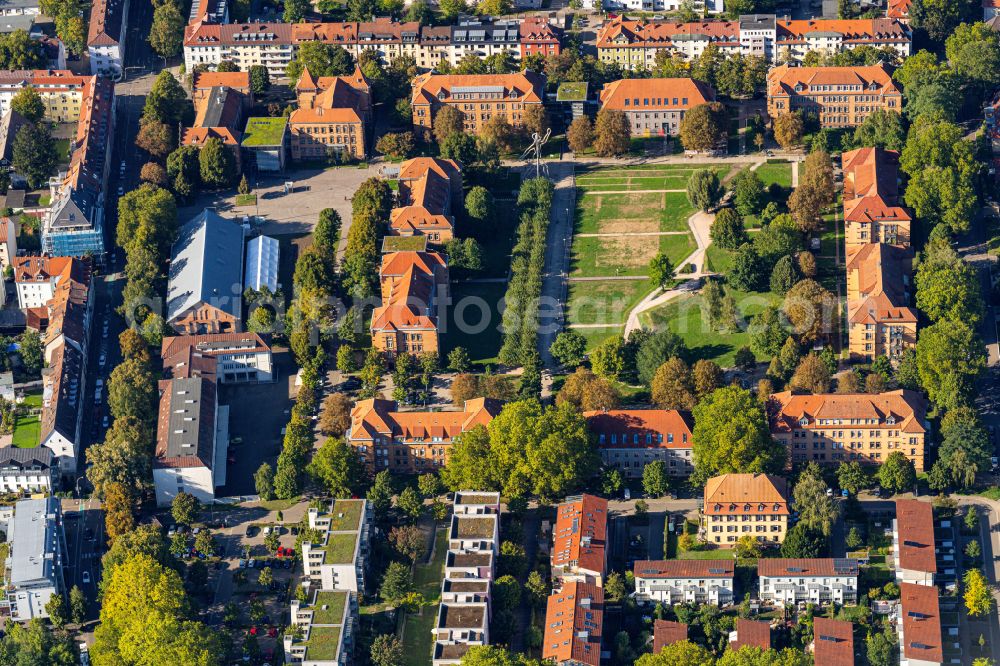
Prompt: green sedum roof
<box><xmin>241</xmin><ymin>117</ymin><xmax>288</xmax><ymax>147</ymax></box>
<box><xmin>557</xmin><ymin>82</ymin><xmax>588</xmax><ymax>102</ymax></box>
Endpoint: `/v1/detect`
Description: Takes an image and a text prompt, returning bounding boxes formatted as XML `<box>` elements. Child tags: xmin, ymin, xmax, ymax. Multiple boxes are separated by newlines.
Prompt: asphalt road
<box><xmin>61</xmin><ymin>498</ymin><xmax>104</xmax><ymax>622</ymax></box>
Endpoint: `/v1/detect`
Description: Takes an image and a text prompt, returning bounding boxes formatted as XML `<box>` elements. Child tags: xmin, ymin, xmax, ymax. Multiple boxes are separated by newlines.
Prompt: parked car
<box><xmin>82</xmin><ymin>571</ymin><xmax>91</xmax><ymax>584</ymax></box>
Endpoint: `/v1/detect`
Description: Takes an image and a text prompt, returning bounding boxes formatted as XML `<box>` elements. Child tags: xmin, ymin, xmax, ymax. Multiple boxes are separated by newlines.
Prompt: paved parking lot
<box><xmin>218</xmin><ymin>351</ymin><xmax>296</xmax><ymax>497</ymax></box>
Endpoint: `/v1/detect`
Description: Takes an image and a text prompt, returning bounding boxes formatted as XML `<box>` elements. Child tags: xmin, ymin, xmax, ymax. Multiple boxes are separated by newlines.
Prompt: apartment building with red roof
<box><xmin>542</xmin><ymin>582</ymin><xmax>604</xmax><ymax>666</ymax></box>
<box><xmin>87</xmin><ymin>0</ymin><xmax>128</xmax><ymax>75</ymax></box>
<box><xmin>596</xmin><ymin>15</ymin><xmax>909</xmax><ymax>68</ymax></box>
<box><xmin>519</xmin><ymin>16</ymin><xmax>561</xmax><ymax>58</ymax></box>
<box><xmin>0</xmin><ymin>70</ymin><xmax>92</xmax><ymax>123</ymax></box>
<box><xmin>729</xmin><ymin>618</ymin><xmax>771</xmax><ymax>652</ymax></box>
<box><xmin>769</xmin><ymin>389</ymin><xmax>928</xmax><ymax>471</ymax></box>
<box><xmin>812</xmin><ymin>618</ymin><xmax>855</xmax><ymax>665</ymax></box>
<box><xmin>842</xmin><ymin>147</ymin><xmax>912</xmax><ymax>249</ymax></box>
<box><xmin>703</xmin><ymin>473</ymin><xmax>790</xmax><ymax>546</ymax></box>
<box><xmin>898</xmin><ymin>583</ymin><xmax>943</xmax><ymax>666</ymax></box>
<box><xmin>767</xmin><ymin>64</ymin><xmax>901</xmax><ymax>128</ymax></box>
<box><xmin>632</xmin><ymin>559</ymin><xmax>735</xmax><ymax>605</ymax></box>
<box><xmin>371</xmin><ymin>250</ymin><xmax>449</xmax><ymax>357</ymax></box>
<box><xmin>388</xmin><ymin>157</ymin><xmax>463</xmax><ymax>244</ymax></box>
<box><xmin>757</xmin><ymin>558</ymin><xmax>859</xmax><ymax>606</ymax></box>
<box><xmin>599</xmin><ymin>78</ymin><xmax>715</xmax><ymax>138</ymax></box>
<box><xmin>583</xmin><ymin>409</ymin><xmax>694</xmax><ymax>478</ymax></box>
<box><xmin>887</xmin><ymin>0</ymin><xmax>912</xmax><ymax>21</ymax></box>
<box><xmin>347</xmin><ymin>397</ymin><xmax>500</xmax><ymax>473</ymax></box>
<box><xmin>552</xmin><ymin>494</ymin><xmax>608</xmax><ymax>586</ymax></box>
<box><xmin>893</xmin><ymin>500</ymin><xmax>937</xmax><ymax>586</ymax></box>
<box><xmin>289</xmin><ymin>66</ymin><xmax>371</xmax><ymax>161</ymax></box>
<box><xmin>652</xmin><ymin>620</ymin><xmax>688</xmax><ymax>654</ymax></box>
<box><xmin>410</xmin><ymin>71</ymin><xmax>545</xmax><ymax>141</ymax></box>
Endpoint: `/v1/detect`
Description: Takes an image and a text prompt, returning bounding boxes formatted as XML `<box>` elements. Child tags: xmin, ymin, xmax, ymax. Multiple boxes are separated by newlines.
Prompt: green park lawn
<box><xmin>754</xmin><ymin>161</ymin><xmax>794</xmax><ymax>189</ymax></box>
<box><xmin>402</xmin><ymin>527</ymin><xmax>448</xmax><ymax>666</ymax></box>
<box><xmin>639</xmin><ymin>285</ymin><xmax>783</xmax><ymax>367</ymax></box>
<box><xmin>445</xmin><ymin>282</ymin><xmax>505</xmax><ymax>368</ymax></box>
<box><xmin>570</xmin><ymin>233</ymin><xmax>695</xmax><ymax>278</ymax></box>
<box><xmin>574</xmin><ymin>325</ymin><xmax>625</xmax><ymax>352</ymax></box>
<box><xmin>575</xmin><ymin>191</ymin><xmax>694</xmax><ymax>235</ymax></box>
<box><xmin>567</xmin><ymin>279</ymin><xmax>651</xmax><ymax>327</ymax></box>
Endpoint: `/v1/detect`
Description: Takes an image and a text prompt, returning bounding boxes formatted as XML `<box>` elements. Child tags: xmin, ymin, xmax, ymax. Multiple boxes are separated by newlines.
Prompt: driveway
<box><xmin>217</xmin><ymin>350</ymin><xmax>296</xmax><ymax>497</ymax></box>
<box><xmin>538</xmin><ymin>162</ymin><xmax>576</xmax><ymax>375</ymax></box>
<box><xmin>177</xmin><ymin>163</ymin><xmax>382</xmax><ymax>258</ymax></box>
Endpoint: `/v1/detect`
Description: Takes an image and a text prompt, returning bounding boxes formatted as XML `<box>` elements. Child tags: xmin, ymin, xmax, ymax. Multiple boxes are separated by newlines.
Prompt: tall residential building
<box><xmin>898</xmin><ymin>583</ymin><xmax>943</xmax><ymax>666</ymax></box>
<box><xmin>5</xmin><ymin>497</ymin><xmax>65</xmax><ymax>622</ymax></box>
<box><xmin>0</xmin><ymin>448</ymin><xmax>55</xmax><ymax>494</ymax></box>
<box><xmin>842</xmin><ymin>147</ymin><xmax>912</xmax><ymax>250</ymax></box>
<box><xmin>301</xmin><ymin>499</ymin><xmax>372</xmax><ymax>593</ymax></box>
<box><xmin>371</xmin><ymin>250</ymin><xmax>449</xmax><ymax>357</ymax></box>
<box><xmin>583</xmin><ymin>409</ymin><xmax>694</xmax><ymax>478</ymax></box>
<box><xmin>766</xmin><ymin>64</ymin><xmax>901</xmax><ymax>128</ymax></box>
<box><xmin>87</xmin><ymin>0</ymin><xmax>129</xmax><ymax>76</ymax></box>
<box><xmin>166</xmin><ymin>209</ymin><xmax>245</xmax><ymax>335</ymax></box>
<box><xmin>183</xmin><ymin>18</ymin><xmax>561</xmax><ymax>78</ymax></box>
<box><xmin>388</xmin><ymin>158</ymin><xmax>463</xmax><ymax>244</ymax></box>
<box><xmin>551</xmin><ymin>494</ymin><xmax>608</xmax><ymax>587</ymax></box>
<box><xmin>433</xmin><ymin>492</ymin><xmax>500</xmax><ymax>666</ymax></box>
<box><xmin>347</xmin><ymin>397</ymin><xmax>499</xmax><ymax>472</ymax></box>
<box><xmin>410</xmin><ymin>71</ymin><xmax>545</xmax><ymax>141</ymax></box>
<box><xmin>286</xmin><ymin>499</ymin><xmax>370</xmax><ymax>666</ymax></box>
<box><xmin>845</xmin><ymin>243</ymin><xmax>917</xmax><ymax>361</ymax></box>
<box><xmin>596</xmin><ymin>15</ymin><xmax>910</xmax><ymax>67</ymax></box>
<box><xmin>769</xmin><ymin>390</ymin><xmax>928</xmax><ymax>471</ymax></box>
<box><xmin>289</xmin><ymin>66</ymin><xmax>371</xmax><ymax>162</ymax></box>
<box><xmin>161</xmin><ymin>332</ymin><xmax>274</xmax><ymax>384</ymax></box>
<box><xmin>0</xmin><ymin>70</ymin><xmax>90</xmax><ymax>122</ymax></box>
<box><xmin>542</xmin><ymin>582</ymin><xmax>604</xmax><ymax>666</ymax></box>
<box><xmin>702</xmin><ymin>474</ymin><xmax>790</xmax><ymax>546</ymax></box>
<box><xmin>893</xmin><ymin>500</ymin><xmax>936</xmax><ymax>586</ymax></box>
<box><xmin>153</xmin><ymin>371</ymin><xmax>227</xmax><ymax>507</ymax></box>
<box><xmin>598</xmin><ymin>77</ymin><xmax>715</xmax><ymax>138</ymax></box>
<box><xmin>44</xmin><ymin>77</ymin><xmax>114</xmax><ymax>258</ymax></box>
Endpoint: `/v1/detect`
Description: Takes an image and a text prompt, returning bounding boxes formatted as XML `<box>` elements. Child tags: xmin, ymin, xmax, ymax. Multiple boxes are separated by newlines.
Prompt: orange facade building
<box><xmin>347</xmin><ymin>397</ymin><xmax>500</xmax><ymax>472</ymax></box>
<box><xmin>410</xmin><ymin>71</ymin><xmax>545</xmax><ymax>140</ymax></box>
<box><xmin>371</xmin><ymin>251</ymin><xmax>449</xmax><ymax>357</ymax></box>
<box><xmin>388</xmin><ymin>157</ymin><xmax>463</xmax><ymax>244</ymax></box>
<box><xmin>767</xmin><ymin>64</ymin><xmax>901</xmax><ymax>128</ymax></box>
<box><xmin>289</xmin><ymin>66</ymin><xmax>371</xmax><ymax>161</ymax></box>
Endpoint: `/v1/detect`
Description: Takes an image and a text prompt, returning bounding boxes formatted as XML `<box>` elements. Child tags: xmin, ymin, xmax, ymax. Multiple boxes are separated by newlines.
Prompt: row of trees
<box><xmin>9</xmin><ymin>87</ymin><xmax>58</xmax><ymax>189</ymax></box>
<box><xmin>497</xmin><ymin>178</ymin><xmax>553</xmax><ymax>386</ymax></box>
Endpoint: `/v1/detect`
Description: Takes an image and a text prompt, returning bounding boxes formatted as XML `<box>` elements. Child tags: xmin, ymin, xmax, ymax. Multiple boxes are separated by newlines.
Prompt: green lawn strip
<box><xmin>567</xmin><ymin>279</ymin><xmax>652</xmax><ymax>326</ymax></box>
<box><xmin>660</xmin><ymin>192</ymin><xmax>695</xmax><ymax>232</ymax></box>
<box><xmin>754</xmin><ymin>162</ymin><xmax>793</xmax><ymax>189</ymax></box>
<box><xmin>575</xmin><ymin>192</ymin><xmax>662</xmax><ymax>234</ymax></box>
<box><xmin>444</xmin><ymin>282</ymin><xmax>505</xmax><ymax>367</ymax></box>
<box><xmin>639</xmin><ymin>287</ymin><xmax>782</xmax><ymax>367</ymax></box>
<box><xmin>470</xmin><ymin>200</ymin><xmax>519</xmax><ymax>279</ymax></box>
<box><xmin>401</xmin><ymin>526</ymin><xmax>448</xmax><ymax>666</ymax></box>
<box><xmin>660</xmin><ymin>233</ymin><xmax>698</xmax><ymax>268</ymax></box>
<box><xmin>235</xmin><ymin>194</ymin><xmax>257</xmax><ymax>206</ymax></box>
<box><xmin>21</xmin><ymin>392</ymin><xmax>42</xmax><ymax>408</ymax></box>
<box><xmin>11</xmin><ymin>414</ymin><xmax>40</xmax><ymax>448</ymax></box>
<box><xmin>574</xmin><ymin>325</ymin><xmax>625</xmax><ymax>351</ymax></box>
<box><xmin>705</xmin><ymin>244</ymin><xmax>734</xmax><ymax>274</ymax></box>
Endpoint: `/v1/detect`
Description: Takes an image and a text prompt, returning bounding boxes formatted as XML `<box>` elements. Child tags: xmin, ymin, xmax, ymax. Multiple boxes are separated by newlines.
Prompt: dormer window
<box><xmin>886</xmin><ymin>416</ymin><xmax>896</xmax><ymax>424</ymax></box>
<box><xmin>798</xmin><ymin>417</ymin><xmax>809</xmax><ymax>426</ymax></box>
<box><xmin>794</xmin><ymin>83</ymin><xmax>804</xmax><ymax>92</ymax></box>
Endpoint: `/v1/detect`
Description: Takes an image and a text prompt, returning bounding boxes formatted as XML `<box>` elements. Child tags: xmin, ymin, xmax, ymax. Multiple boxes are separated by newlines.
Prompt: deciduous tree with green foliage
<box><xmin>878</xmin><ymin>451</ymin><xmax>916</xmax><ymax>494</ymax></box>
<box><xmin>692</xmin><ymin>386</ymin><xmax>783</xmax><ymax>481</ymax></box>
<box><xmin>550</xmin><ymin>331</ymin><xmax>587</xmax><ymax>369</ymax></box>
<box><xmin>679</xmin><ymin>102</ymin><xmax>727</xmax><ymax>152</ymax></box>
<box><xmin>710</xmin><ymin>207</ymin><xmax>748</xmax><ymax>250</ymax></box>
<box><xmin>593</xmin><ymin>108</ymin><xmax>631</xmax><ymax>157</ymax></box>
<box><xmin>686</xmin><ymin>168</ymin><xmax>723</xmax><ymax>212</ymax></box>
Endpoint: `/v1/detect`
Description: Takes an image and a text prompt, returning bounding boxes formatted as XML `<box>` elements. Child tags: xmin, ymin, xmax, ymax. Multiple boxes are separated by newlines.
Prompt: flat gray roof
<box><xmin>9</xmin><ymin>497</ymin><xmax>60</xmax><ymax>585</ymax></box>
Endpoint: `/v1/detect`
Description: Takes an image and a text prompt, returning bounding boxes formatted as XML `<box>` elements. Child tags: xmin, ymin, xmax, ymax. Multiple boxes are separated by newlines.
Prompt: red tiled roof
<box><xmin>899</xmin><ymin>583</ymin><xmax>943</xmax><ymax>663</ymax></box>
<box><xmin>895</xmin><ymin>500</ymin><xmax>937</xmax><ymax>575</ymax></box>
<box><xmin>552</xmin><ymin>494</ymin><xmax>607</xmax><ymax>577</ymax></box>
<box><xmin>757</xmin><ymin>558</ymin><xmax>858</xmax><ymax>577</ymax></box>
<box><xmin>813</xmin><ymin>618</ymin><xmax>855</xmax><ymax>666</ymax></box>
<box><xmin>653</xmin><ymin>620</ymin><xmax>688</xmax><ymax>654</ymax></box>
<box><xmin>583</xmin><ymin>409</ymin><xmax>693</xmax><ymax>449</ymax></box>
<box><xmin>192</xmin><ymin>71</ymin><xmax>250</xmax><ymax>91</ymax></box>
<box><xmin>769</xmin><ymin>390</ymin><xmax>927</xmax><ymax>435</ymax></box>
<box><xmin>348</xmin><ymin>397</ymin><xmax>500</xmax><ymax>443</ymax></box>
<box><xmin>731</xmin><ymin>619</ymin><xmax>771</xmax><ymax>651</ymax></box>
<box><xmin>411</xmin><ymin>71</ymin><xmax>545</xmax><ymax>106</ymax></box>
<box><xmin>767</xmin><ymin>64</ymin><xmax>900</xmax><ymax>98</ymax></box>
<box><xmin>703</xmin><ymin>474</ymin><xmax>790</xmax><ymax>516</ymax></box>
<box><xmin>600</xmin><ymin>78</ymin><xmax>715</xmax><ymax>111</ymax></box>
<box><xmin>633</xmin><ymin>559</ymin><xmax>734</xmax><ymax>579</ymax></box>
<box><xmin>543</xmin><ymin>583</ymin><xmax>604</xmax><ymax>666</ymax></box>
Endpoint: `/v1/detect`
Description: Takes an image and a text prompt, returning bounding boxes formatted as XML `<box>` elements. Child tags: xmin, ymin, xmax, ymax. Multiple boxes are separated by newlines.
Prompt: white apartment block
<box><xmin>5</xmin><ymin>497</ymin><xmax>65</xmax><ymax>622</ymax></box>
<box><xmin>632</xmin><ymin>560</ymin><xmax>735</xmax><ymax>606</ymax></box>
<box><xmin>757</xmin><ymin>558</ymin><xmax>859</xmax><ymax>606</ymax></box>
<box><xmin>301</xmin><ymin>500</ymin><xmax>371</xmax><ymax>594</ymax></box>
<box><xmin>0</xmin><ymin>70</ymin><xmax>90</xmax><ymax>123</ymax></box>
<box><xmin>0</xmin><ymin>448</ymin><xmax>55</xmax><ymax>495</ymax></box>
<box><xmin>434</xmin><ymin>491</ymin><xmax>500</xmax><ymax>666</ymax></box>
<box><xmin>285</xmin><ymin>589</ymin><xmax>356</xmax><ymax>666</ymax></box>
<box><xmin>161</xmin><ymin>332</ymin><xmax>274</xmax><ymax>384</ymax></box>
